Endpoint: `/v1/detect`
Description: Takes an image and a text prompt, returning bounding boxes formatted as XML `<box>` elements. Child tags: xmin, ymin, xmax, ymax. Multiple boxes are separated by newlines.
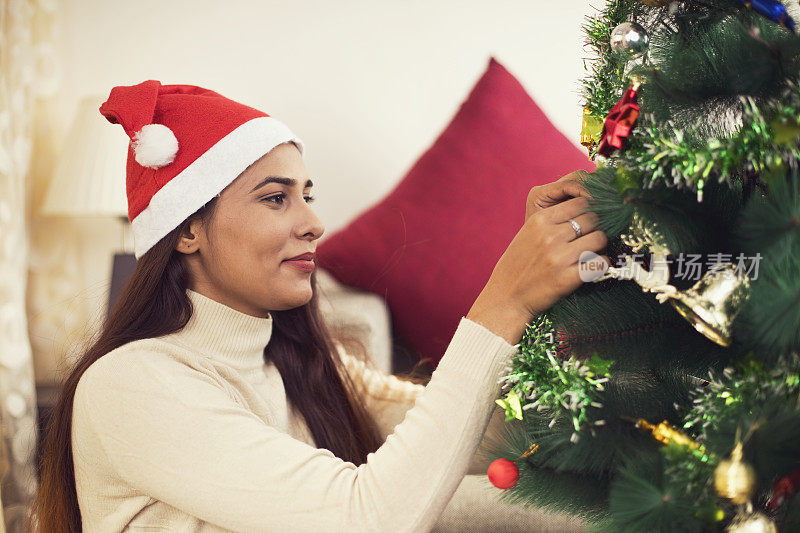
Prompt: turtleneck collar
<box><xmin>164</xmin><ymin>288</ymin><xmax>274</xmax><ymax>373</ymax></box>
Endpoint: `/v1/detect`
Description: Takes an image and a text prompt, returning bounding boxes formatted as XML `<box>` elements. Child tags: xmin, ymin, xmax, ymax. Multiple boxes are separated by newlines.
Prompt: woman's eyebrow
<box><xmin>249</xmin><ymin>176</ymin><xmax>314</xmax><ymax>193</ymax></box>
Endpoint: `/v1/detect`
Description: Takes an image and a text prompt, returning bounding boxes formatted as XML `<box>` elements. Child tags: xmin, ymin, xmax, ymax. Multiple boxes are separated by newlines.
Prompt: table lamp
<box><xmin>40</xmin><ymin>96</ymin><xmax>135</xmax><ymax>316</ymax></box>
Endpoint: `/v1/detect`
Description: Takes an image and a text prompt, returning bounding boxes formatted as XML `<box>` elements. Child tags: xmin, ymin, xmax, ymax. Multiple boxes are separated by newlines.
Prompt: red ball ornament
<box><xmin>487</xmin><ymin>458</ymin><xmax>520</xmax><ymax>489</ymax></box>
<box><xmin>768</xmin><ymin>466</ymin><xmax>800</xmax><ymax>509</ymax></box>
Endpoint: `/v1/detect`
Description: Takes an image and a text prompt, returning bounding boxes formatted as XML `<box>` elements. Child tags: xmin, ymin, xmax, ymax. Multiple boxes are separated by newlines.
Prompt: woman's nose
<box><xmin>297</xmin><ymin>201</ymin><xmax>324</xmax><ymax>240</ymax></box>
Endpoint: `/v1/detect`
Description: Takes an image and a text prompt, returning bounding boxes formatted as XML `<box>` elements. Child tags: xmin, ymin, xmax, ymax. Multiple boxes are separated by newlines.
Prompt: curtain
<box><xmin>0</xmin><ymin>0</ymin><xmax>59</xmax><ymax>530</ymax></box>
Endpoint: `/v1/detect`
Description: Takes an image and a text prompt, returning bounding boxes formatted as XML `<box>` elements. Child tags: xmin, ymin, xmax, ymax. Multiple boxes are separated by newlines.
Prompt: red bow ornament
<box><xmin>597</xmin><ymin>86</ymin><xmax>641</xmax><ymax>157</ymax></box>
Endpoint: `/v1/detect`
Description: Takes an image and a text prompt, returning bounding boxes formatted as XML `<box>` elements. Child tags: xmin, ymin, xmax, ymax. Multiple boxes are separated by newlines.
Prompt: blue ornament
<box><xmin>733</xmin><ymin>0</ymin><xmax>796</xmax><ymax>31</ymax></box>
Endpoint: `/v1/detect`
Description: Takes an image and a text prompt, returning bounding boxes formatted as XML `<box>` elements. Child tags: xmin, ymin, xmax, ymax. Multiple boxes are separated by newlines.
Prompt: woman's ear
<box><xmin>175</xmin><ymin>217</ymin><xmax>205</xmax><ymax>255</ymax></box>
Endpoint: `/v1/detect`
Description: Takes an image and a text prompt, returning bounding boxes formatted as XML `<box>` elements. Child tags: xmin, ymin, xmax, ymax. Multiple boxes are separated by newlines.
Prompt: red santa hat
<box><xmin>99</xmin><ymin>80</ymin><xmax>304</xmax><ymax>259</ymax></box>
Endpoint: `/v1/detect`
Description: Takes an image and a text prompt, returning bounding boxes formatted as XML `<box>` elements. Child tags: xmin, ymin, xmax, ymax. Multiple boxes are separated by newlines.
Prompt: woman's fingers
<box><xmin>542</xmin><ymin>178</ymin><xmax>588</xmax><ymax>204</ymax></box>
<box><xmin>525</xmin><ymin>170</ymin><xmax>592</xmax><ymax>221</ymax></box>
<box><xmin>559</xmin><ymin>252</ymin><xmax>612</xmax><ymax>288</ymax></box>
<box><xmin>479</xmin><ymin>181</ymin><xmax>606</xmax><ymax>324</ymax></box>
<box><xmin>565</xmin><ymin>229</ymin><xmax>609</xmax><ymax>259</ymax></box>
<box><xmin>543</xmin><ymin>196</ymin><xmax>591</xmax><ymax>224</ymax></box>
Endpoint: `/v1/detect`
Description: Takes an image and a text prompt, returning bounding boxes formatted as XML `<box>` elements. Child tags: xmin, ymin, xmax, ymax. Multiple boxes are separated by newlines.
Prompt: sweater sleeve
<box><xmin>335</xmin><ymin>344</ymin><xmax>510</xmax><ymax>475</ymax></box>
<box><xmin>336</xmin><ymin>350</ymin><xmax>590</xmax><ymax>533</ymax></box>
<box><xmin>73</xmin><ymin>316</ymin><xmax>518</xmax><ymax>533</ymax></box>
<box><xmin>336</xmin><ymin>346</ymin><xmax>591</xmax><ymax>532</ymax></box>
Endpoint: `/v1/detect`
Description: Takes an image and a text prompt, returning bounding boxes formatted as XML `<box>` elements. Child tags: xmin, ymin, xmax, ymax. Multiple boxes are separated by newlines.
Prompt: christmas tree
<box><xmin>487</xmin><ymin>1</ymin><xmax>800</xmax><ymax>531</ymax></box>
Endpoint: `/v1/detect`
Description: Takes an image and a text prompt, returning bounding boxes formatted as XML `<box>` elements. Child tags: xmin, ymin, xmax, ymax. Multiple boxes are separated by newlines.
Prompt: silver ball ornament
<box><xmin>610</xmin><ymin>22</ymin><xmax>650</xmax><ymax>59</ymax></box>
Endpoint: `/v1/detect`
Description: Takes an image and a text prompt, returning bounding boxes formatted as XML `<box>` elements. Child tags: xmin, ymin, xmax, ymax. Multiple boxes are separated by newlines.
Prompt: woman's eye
<box><xmin>261</xmin><ymin>194</ymin><xmax>316</xmax><ymax>205</ymax></box>
<box><xmin>261</xmin><ymin>194</ymin><xmax>285</xmax><ymax>205</ymax></box>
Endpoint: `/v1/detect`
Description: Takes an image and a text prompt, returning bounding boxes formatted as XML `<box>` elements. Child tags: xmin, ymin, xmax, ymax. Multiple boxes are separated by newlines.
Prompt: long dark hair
<box><xmin>28</xmin><ymin>196</ymin><xmax>431</xmax><ymax>532</ymax></box>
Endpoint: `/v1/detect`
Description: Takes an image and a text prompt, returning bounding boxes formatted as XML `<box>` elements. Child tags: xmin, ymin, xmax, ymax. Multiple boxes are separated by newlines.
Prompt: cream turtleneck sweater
<box><xmin>72</xmin><ymin>288</ymin><xmax>586</xmax><ymax>532</ymax></box>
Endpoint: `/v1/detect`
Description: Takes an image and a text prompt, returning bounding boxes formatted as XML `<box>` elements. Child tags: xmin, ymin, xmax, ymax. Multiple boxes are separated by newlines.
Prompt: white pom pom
<box><xmin>132</xmin><ymin>124</ymin><xmax>179</xmax><ymax>169</ymax></box>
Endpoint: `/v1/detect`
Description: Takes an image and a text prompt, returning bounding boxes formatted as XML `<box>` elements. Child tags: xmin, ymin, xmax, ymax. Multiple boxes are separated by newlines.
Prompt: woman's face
<box><xmin>177</xmin><ymin>142</ymin><xmax>324</xmax><ymax>317</ymax></box>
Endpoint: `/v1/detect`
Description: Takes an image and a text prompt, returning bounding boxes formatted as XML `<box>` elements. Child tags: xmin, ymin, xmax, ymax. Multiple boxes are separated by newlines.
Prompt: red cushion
<box><xmin>316</xmin><ymin>57</ymin><xmax>595</xmax><ymax>368</ymax></box>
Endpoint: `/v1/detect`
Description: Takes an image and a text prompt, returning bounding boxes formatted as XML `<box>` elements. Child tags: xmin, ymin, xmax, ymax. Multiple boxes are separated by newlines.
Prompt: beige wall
<box><xmin>31</xmin><ymin>0</ymin><xmax>593</xmax><ymax>384</ymax></box>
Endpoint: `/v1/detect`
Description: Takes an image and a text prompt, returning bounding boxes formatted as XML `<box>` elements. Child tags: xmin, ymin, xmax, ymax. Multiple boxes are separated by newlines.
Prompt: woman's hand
<box><xmin>467</xmin><ymin>170</ymin><xmax>607</xmax><ymax>345</ymax></box>
<box><xmin>525</xmin><ymin>170</ymin><xmax>591</xmax><ymax>221</ymax></box>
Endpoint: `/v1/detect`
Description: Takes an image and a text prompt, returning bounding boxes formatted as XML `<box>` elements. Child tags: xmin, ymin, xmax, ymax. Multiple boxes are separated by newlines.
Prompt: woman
<box><xmin>31</xmin><ymin>80</ymin><xmax>606</xmax><ymax>532</ymax></box>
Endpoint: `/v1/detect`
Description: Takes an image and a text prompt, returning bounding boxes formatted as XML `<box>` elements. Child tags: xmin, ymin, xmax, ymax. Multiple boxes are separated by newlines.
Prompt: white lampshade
<box><xmin>41</xmin><ymin>96</ymin><xmax>129</xmax><ymax>218</ymax></box>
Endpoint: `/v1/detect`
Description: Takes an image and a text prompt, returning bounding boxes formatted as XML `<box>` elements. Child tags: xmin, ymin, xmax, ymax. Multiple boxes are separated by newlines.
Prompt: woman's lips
<box><xmin>282</xmin><ymin>259</ymin><xmax>315</xmax><ymax>272</ymax></box>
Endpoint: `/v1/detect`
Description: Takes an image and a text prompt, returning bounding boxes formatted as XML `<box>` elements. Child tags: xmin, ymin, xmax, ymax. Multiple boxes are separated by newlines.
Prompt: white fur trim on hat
<box><xmin>130</xmin><ymin>115</ymin><xmax>304</xmax><ymax>259</ymax></box>
<box><xmin>132</xmin><ymin>124</ymin><xmax>179</xmax><ymax>169</ymax></box>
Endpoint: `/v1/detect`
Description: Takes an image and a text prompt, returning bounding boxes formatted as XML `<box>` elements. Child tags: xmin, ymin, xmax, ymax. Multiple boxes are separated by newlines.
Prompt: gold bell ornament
<box><xmin>668</xmin><ymin>263</ymin><xmax>750</xmax><ymax>347</ymax></box>
<box><xmin>714</xmin><ymin>433</ymin><xmax>777</xmax><ymax>532</ymax></box>
<box><xmin>592</xmin><ymin>211</ymin><xmax>750</xmax><ymax>346</ymax></box>
<box><xmin>726</xmin><ymin>508</ymin><xmax>777</xmax><ymax>533</ymax></box>
<box><xmin>714</xmin><ymin>441</ymin><xmax>756</xmax><ymax>505</ymax></box>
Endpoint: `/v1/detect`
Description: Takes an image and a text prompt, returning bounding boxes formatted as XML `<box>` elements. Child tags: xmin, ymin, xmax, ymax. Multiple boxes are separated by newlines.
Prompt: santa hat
<box><xmin>99</xmin><ymin>80</ymin><xmax>304</xmax><ymax>259</ymax></box>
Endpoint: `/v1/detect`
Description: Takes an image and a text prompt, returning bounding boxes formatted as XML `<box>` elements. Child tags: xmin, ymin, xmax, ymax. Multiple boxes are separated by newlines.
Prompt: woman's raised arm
<box><xmin>73</xmin><ymin>316</ymin><xmax>517</xmax><ymax>532</ymax></box>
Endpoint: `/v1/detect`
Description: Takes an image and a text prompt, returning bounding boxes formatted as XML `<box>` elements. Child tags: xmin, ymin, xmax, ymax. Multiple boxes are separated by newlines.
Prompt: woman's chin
<box><xmin>280</xmin><ymin>287</ymin><xmax>314</xmax><ymax>310</ymax></box>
